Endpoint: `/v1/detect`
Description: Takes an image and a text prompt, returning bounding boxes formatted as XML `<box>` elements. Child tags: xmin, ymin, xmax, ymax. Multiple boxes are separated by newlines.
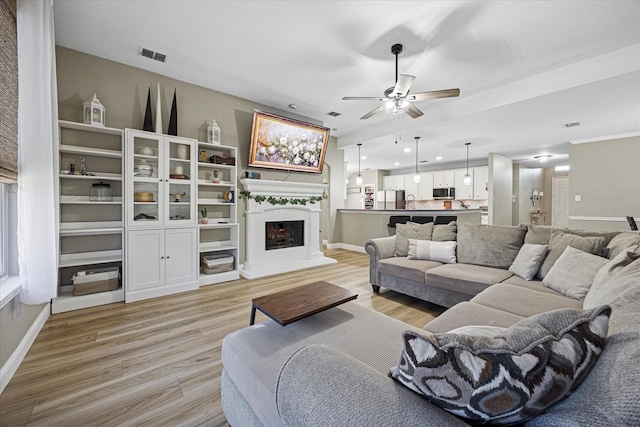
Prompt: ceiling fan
<box><xmin>342</xmin><ymin>43</ymin><xmax>460</xmax><ymax>119</ymax></box>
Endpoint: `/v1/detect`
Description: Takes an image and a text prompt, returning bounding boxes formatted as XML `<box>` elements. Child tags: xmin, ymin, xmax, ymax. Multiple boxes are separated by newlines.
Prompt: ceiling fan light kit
<box><xmin>342</xmin><ymin>43</ymin><xmax>460</xmax><ymax>120</ymax></box>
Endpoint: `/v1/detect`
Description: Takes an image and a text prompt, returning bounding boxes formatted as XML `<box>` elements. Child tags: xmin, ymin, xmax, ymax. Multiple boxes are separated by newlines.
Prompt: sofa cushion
<box><xmin>508</xmin><ymin>243</ymin><xmax>548</xmax><ymax>280</ymax></box>
<box><xmin>456</xmin><ymin>221</ymin><xmax>526</xmax><ymax>269</ymax></box>
<box><xmin>524</xmin><ymin>224</ymin><xmax>619</xmax><ymax>247</ymax></box>
<box><xmin>605</xmin><ymin>231</ymin><xmax>640</xmax><ymax>259</ymax></box>
<box><xmin>425</xmin><ymin>264</ymin><xmax>513</xmax><ymax>297</ymax></box>
<box><xmin>222</xmin><ymin>302</ymin><xmax>426</xmax><ymax>427</ymax></box>
<box><xmin>407</xmin><ymin>239</ymin><xmax>457</xmax><ymax>264</ymax></box>
<box><xmin>542</xmin><ymin>246</ymin><xmax>609</xmax><ymax>300</ymax></box>
<box><xmin>423</xmin><ymin>301</ymin><xmax>525</xmax><ymax>334</ymax></box>
<box><xmin>537</xmin><ymin>230</ymin><xmax>606</xmax><ymax>279</ymax></box>
<box><xmin>390</xmin><ymin>306</ymin><xmax>611</xmax><ymax>424</ymax></box>
<box><xmin>395</xmin><ymin>222</ymin><xmax>434</xmax><ymax>257</ymax></box>
<box><xmin>379</xmin><ymin>257</ymin><xmax>443</xmax><ymax>284</ymax></box>
<box><xmin>431</xmin><ymin>221</ymin><xmax>457</xmax><ymax>242</ymax></box>
<box><xmin>471</xmin><ymin>283</ymin><xmax>582</xmax><ymax>318</ymax></box>
<box><xmin>500</xmin><ymin>275</ymin><xmax>562</xmax><ymax>296</ymax></box>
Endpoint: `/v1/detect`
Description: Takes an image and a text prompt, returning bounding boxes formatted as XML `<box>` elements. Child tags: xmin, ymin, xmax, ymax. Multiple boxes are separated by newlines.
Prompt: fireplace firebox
<box><xmin>265</xmin><ymin>220</ymin><xmax>304</xmax><ymax>250</ymax></box>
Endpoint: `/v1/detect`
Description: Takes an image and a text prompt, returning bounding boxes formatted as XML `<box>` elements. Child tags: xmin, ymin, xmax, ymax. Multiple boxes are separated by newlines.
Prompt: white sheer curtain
<box><xmin>16</xmin><ymin>0</ymin><xmax>59</xmax><ymax>304</ymax></box>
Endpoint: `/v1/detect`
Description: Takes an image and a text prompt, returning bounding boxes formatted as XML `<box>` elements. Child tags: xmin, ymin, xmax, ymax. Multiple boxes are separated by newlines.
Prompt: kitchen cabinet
<box><xmin>196</xmin><ymin>142</ymin><xmax>239</xmax><ymax>285</ymax></box>
<box><xmin>433</xmin><ymin>170</ymin><xmax>455</xmax><ymax>188</ymax></box>
<box><xmin>53</xmin><ymin>120</ymin><xmax>125</xmax><ymax>314</ymax></box>
<box><xmin>126</xmin><ymin>227</ymin><xmax>198</xmax><ymax>302</ymax></box>
<box><xmin>454</xmin><ymin>169</ymin><xmax>474</xmax><ymax>200</ymax></box>
<box><xmin>383</xmin><ymin>175</ymin><xmax>405</xmax><ymax>190</ymax></box>
<box><xmin>473</xmin><ymin>166</ymin><xmax>489</xmax><ymax>200</ymax></box>
<box><xmin>417</xmin><ymin>172</ymin><xmax>434</xmax><ymax>200</ymax></box>
<box><xmin>125</xmin><ymin>130</ymin><xmax>196</xmax><ymax>227</ymax></box>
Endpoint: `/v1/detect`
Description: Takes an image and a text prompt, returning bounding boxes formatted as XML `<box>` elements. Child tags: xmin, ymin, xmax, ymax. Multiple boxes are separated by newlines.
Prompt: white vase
<box><xmin>176</xmin><ymin>144</ymin><xmax>188</xmax><ymax>159</ymax></box>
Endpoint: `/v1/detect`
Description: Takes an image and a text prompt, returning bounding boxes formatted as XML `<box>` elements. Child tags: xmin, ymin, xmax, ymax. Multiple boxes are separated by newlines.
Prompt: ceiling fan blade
<box><xmin>405</xmin><ymin>102</ymin><xmax>424</xmax><ymax>118</ymax></box>
<box><xmin>392</xmin><ymin>74</ymin><xmax>415</xmax><ymax>97</ymax></box>
<box><xmin>342</xmin><ymin>96</ymin><xmax>386</xmax><ymax>101</ymax></box>
<box><xmin>408</xmin><ymin>88</ymin><xmax>460</xmax><ymax>101</ymax></box>
<box><xmin>360</xmin><ymin>105</ymin><xmax>385</xmax><ymax>119</ymax></box>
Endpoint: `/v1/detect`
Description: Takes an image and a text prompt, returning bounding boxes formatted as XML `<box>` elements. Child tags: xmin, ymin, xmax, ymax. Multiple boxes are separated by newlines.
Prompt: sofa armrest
<box><xmin>365</xmin><ymin>235</ymin><xmax>396</xmax><ymax>286</ymax></box>
<box><xmin>276</xmin><ymin>344</ymin><xmax>469</xmax><ymax>427</ymax></box>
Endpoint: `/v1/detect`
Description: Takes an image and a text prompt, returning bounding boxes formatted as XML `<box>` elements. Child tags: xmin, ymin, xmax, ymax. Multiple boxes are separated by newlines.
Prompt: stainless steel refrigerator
<box><xmin>376</xmin><ymin>190</ymin><xmax>406</xmax><ymax>210</ymax></box>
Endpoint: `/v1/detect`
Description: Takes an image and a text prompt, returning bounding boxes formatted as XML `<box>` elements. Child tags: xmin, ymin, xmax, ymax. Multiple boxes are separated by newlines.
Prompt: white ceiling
<box><xmin>52</xmin><ymin>0</ymin><xmax>640</xmax><ymax>176</ymax></box>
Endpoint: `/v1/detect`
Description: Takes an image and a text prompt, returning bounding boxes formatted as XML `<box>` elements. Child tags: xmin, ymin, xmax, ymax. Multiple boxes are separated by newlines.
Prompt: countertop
<box><xmin>338</xmin><ymin>208</ymin><xmax>481</xmax><ymax>213</ymax></box>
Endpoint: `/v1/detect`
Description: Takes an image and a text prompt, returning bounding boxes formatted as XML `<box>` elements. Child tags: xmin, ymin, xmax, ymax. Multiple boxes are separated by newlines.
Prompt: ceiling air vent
<box><xmin>139</xmin><ymin>46</ymin><xmax>167</xmax><ymax>63</ymax></box>
<box><xmin>564</xmin><ymin>121</ymin><xmax>580</xmax><ymax>128</ymax></box>
<box><xmin>326</xmin><ymin>111</ymin><xmax>341</xmax><ymax>117</ymax></box>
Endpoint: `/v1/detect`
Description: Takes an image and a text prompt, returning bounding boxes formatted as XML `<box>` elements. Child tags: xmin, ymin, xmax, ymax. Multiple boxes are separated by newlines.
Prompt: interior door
<box><xmin>552</xmin><ymin>176</ymin><xmax>569</xmax><ymax>228</ymax></box>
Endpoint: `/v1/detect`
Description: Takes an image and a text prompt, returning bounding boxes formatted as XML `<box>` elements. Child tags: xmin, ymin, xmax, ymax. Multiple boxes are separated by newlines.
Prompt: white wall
<box><xmin>489</xmin><ymin>153</ymin><xmax>513</xmax><ymax>225</ymax></box>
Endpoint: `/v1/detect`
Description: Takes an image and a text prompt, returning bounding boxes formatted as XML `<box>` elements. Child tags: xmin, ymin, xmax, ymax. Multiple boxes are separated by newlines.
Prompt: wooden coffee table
<box><xmin>249</xmin><ymin>281</ymin><xmax>358</xmax><ymax>326</ymax></box>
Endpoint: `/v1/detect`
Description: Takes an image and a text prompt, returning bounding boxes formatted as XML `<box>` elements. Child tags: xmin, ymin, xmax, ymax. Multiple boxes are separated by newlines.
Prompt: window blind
<box><xmin>0</xmin><ymin>0</ymin><xmax>18</xmax><ymax>183</ymax></box>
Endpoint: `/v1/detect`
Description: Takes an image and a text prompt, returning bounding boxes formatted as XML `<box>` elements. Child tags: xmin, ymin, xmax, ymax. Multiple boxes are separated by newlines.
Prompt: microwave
<box><xmin>433</xmin><ymin>187</ymin><xmax>455</xmax><ymax>200</ymax></box>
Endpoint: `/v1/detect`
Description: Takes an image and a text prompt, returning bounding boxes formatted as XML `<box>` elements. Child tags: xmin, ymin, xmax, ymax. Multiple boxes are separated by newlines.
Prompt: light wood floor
<box><xmin>0</xmin><ymin>249</ymin><xmax>445</xmax><ymax>426</ymax></box>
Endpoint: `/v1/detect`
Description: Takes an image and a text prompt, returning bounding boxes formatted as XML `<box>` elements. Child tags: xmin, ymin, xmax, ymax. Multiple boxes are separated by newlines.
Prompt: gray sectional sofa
<box><xmin>221</xmin><ymin>223</ymin><xmax>640</xmax><ymax>426</ymax></box>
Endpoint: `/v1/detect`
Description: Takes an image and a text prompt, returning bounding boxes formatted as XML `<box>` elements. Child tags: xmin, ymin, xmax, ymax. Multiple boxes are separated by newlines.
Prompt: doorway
<box><xmin>552</xmin><ymin>176</ymin><xmax>569</xmax><ymax>228</ymax></box>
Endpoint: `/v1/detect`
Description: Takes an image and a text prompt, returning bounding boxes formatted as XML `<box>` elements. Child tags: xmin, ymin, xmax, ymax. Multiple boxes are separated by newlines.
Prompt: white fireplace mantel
<box><xmin>239</xmin><ymin>178</ymin><xmax>336</xmax><ymax>279</ymax></box>
<box><xmin>240</xmin><ymin>178</ymin><xmax>326</xmax><ymax>197</ymax></box>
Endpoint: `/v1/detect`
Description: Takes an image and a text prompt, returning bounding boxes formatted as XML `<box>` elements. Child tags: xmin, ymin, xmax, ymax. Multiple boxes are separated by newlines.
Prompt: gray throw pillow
<box><xmin>431</xmin><ymin>221</ymin><xmax>457</xmax><ymax>242</ymax></box>
<box><xmin>542</xmin><ymin>246</ymin><xmax>609</xmax><ymax>300</ymax></box>
<box><xmin>456</xmin><ymin>221</ymin><xmax>526</xmax><ymax>269</ymax></box>
<box><xmin>537</xmin><ymin>230</ymin><xmax>606</xmax><ymax>279</ymax></box>
<box><xmin>583</xmin><ymin>244</ymin><xmax>640</xmax><ymax>309</ymax></box>
<box><xmin>508</xmin><ymin>243</ymin><xmax>548</xmax><ymax>280</ymax></box>
<box><xmin>394</xmin><ymin>222</ymin><xmax>434</xmax><ymax>257</ymax></box>
<box><xmin>390</xmin><ymin>305</ymin><xmax>611</xmax><ymax>425</ymax></box>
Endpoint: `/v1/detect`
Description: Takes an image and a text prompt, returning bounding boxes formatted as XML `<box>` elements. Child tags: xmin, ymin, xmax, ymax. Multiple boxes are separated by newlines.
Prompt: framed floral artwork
<box><xmin>248</xmin><ymin>110</ymin><xmax>329</xmax><ymax>173</ymax></box>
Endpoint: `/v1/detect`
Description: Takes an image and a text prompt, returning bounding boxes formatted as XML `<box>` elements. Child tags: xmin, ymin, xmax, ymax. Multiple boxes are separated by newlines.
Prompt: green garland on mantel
<box><xmin>239</xmin><ymin>190</ymin><xmax>322</xmax><ymax>205</ymax></box>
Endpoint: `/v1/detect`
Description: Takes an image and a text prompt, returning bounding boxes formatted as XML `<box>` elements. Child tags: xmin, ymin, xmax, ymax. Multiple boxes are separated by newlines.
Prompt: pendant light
<box><xmin>356</xmin><ymin>143</ymin><xmax>363</xmax><ymax>185</ymax></box>
<box><xmin>464</xmin><ymin>142</ymin><xmax>471</xmax><ymax>186</ymax></box>
<box><xmin>413</xmin><ymin>136</ymin><xmax>421</xmax><ymax>184</ymax></box>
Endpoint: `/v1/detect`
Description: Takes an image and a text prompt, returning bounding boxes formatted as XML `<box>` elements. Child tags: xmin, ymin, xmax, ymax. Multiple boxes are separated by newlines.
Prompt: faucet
<box><xmin>406</xmin><ymin>194</ymin><xmax>415</xmax><ymax>201</ymax></box>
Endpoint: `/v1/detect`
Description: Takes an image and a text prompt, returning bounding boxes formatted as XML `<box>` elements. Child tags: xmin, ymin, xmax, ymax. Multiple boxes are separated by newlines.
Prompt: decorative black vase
<box><xmin>167</xmin><ymin>89</ymin><xmax>178</xmax><ymax>136</ymax></box>
<box><xmin>142</xmin><ymin>87</ymin><xmax>153</xmax><ymax>132</ymax></box>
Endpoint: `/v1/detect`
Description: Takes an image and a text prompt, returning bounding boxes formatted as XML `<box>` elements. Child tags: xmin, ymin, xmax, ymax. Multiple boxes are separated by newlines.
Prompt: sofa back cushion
<box><xmin>605</xmin><ymin>231</ymin><xmax>640</xmax><ymax>259</ymax></box>
<box><xmin>456</xmin><ymin>221</ymin><xmax>526</xmax><ymax>269</ymax></box>
<box><xmin>537</xmin><ymin>231</ymin><xmax>606</xmax><ymax>279</ymax></box>
<box><xmin>431</xmin><ymin>221</ymin><xmax>457</xmax><ymax>242</ymax></box>
<box><xmin>394</xmin><ymin>222</ymin><xmax>434</xmax><ymax>257</ymax></box>
<box><xmin>524</xmin><ymin>225</ymin><xmax>619</xmax><ymax>248</ymax></box>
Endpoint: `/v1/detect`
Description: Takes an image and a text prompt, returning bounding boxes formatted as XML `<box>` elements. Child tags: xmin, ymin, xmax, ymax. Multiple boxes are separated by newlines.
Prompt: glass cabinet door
<box><xmin>164</xmin><ymin>138</ymin><xmax>195</xmax><ymax>225</ymax></box>
<box><xmin>129</xmin><ymin>133</ymin><xmax>162</xmax><ymax>227</ymax></box>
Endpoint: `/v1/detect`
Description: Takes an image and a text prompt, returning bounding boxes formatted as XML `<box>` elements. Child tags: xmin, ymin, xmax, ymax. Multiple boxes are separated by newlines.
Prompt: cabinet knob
<box><xmin>160</xmin><ymin>256</ymin><xmax>164</xmax><ymax>259</ymax></box>
<box><xmin>166</xmin><ymin>256</ymin><xmax>170</xmax><ymax>259</ymax></box>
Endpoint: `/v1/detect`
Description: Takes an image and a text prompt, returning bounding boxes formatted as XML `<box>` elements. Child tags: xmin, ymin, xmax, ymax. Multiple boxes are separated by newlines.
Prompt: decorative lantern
<box><xmin>207</xmin><ymin>119</ymin><xmax>221</xmax><ymax>144</ymax></box>
<box><xmin>82</xmin><ymin>93</ymin><xmax>106</xmax><ymax>127</ymax></box>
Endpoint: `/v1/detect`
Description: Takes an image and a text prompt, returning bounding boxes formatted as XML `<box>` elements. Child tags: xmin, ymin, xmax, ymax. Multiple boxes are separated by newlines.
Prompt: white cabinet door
<box><xmin>417</xmin><ymin>172</ymin><xmax>434</xmax><ymax>200</ymax></box>
<box><xmin>394</xmin><ymin>175</ymin><xmax>405</xmax><ymax>191</ymax></box>
<box><xmin>473</xmin><ymin>166</ymin><xmax>489</xmax><ymax>200</ymax></box>
<box><xmin>433</xmin><ymin>170</ymin><xmax>454</xmax><ymax>188</ymax></box>
<box><xmin>404</xmin><ymin>176</ymin><xmax>418</xmax><ymax>200</ymax></box>
<box><xmin>126</xmin><ymin>227</ymin><xmax>198</xmax><ymax>302</ymax></box>
<box><xmin>165</xmin><ymin>228</ymin><xmax>198</xmax><ymax>287</ymax></box>
<box><xmin>454</xmin><ymin>169</ymin><xmax>474</xmax><ymax>200</ymax></box>
<box><xmin>383</xmin><ymin>175</ymin><xmax>394</xmax><ymax>190</ymax></box>
<box><xmin>127</xmin><ymin>229</ymin><xmax>164</xmax><ymax>294</ymax></box>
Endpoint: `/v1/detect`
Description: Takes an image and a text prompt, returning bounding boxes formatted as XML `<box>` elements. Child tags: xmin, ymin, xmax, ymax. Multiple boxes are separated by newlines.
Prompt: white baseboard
<box><xmin>0</xmin><ymin>303</ymin><xmax>50</xmax><ymax>394</ymax></box>
<box><xmin>325</xmin><ymin>242</ymin><xmax>366</xmax><ymax>253</ymax></box>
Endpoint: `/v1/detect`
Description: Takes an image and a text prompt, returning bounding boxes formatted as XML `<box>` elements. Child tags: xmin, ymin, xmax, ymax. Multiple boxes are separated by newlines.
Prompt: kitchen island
<box><xmin>336</xmin><ymin>209</ymin><xmax>482</xmax><ymax>250</ymax></box>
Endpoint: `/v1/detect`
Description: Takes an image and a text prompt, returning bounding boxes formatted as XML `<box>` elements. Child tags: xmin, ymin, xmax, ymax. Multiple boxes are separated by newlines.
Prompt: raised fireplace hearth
<box><xmin>240</xmin><ymin>179</ymin><xmax>336</xmax><ymax>279</ymax></box>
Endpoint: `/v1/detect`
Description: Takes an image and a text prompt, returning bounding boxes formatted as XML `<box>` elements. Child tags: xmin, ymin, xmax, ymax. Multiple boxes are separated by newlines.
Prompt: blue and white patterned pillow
<box><xmin>389</xmin><ymin>305</ymin><xmax>611</xmax><ymax>424</ymax></box>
